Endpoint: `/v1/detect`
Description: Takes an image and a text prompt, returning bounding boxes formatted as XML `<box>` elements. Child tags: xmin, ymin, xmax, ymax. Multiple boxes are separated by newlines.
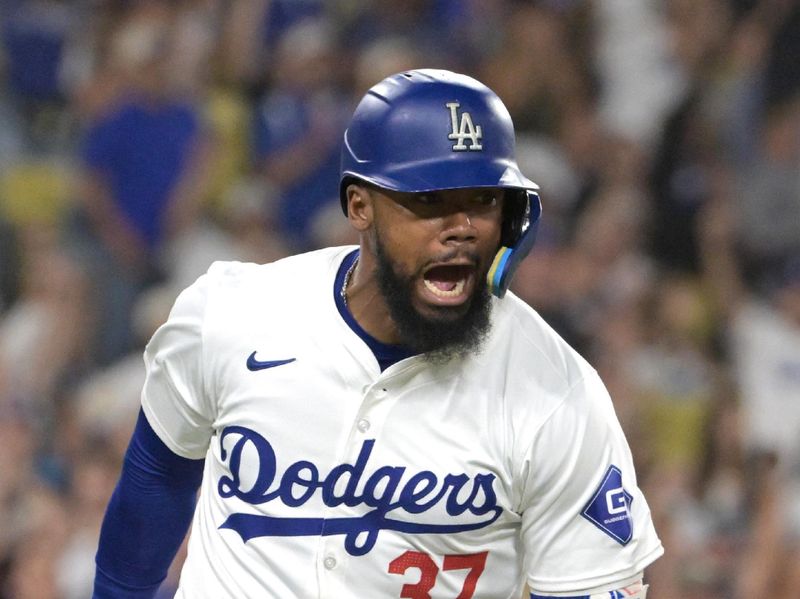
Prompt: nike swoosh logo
<box><xmin>246</xmin><ymin>352</ymin><xmax>296</xmax><ymax>371</ymax></box>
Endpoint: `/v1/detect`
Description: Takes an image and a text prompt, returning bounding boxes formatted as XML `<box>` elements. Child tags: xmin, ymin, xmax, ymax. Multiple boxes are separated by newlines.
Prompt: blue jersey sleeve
<box><xmin>93</xmin><ymin>409</ymin><xmax>205</xmax><ymax>598</ymax></box>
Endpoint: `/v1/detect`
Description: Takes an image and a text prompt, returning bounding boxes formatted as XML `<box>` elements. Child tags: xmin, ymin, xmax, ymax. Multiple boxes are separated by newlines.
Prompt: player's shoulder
<box><xmin>487</xmin><ymin>291</ymin><xmax>596</xmax><ymax>398</ymax></box>
<box><xmin>178</xmin><ymin>246</ymin><xmax>352</xmax><ymax>322</ymax></box>
<box><xmin>464</xmin><ymin>293</ymin><xmax>608</xmax><ymax>460</ymax></box>
<box><xmin>203</xmin><ymin>246</ymin><xmax>352</xmax><ymax>288</ymax></box>
<box><xmin>193</xmin><ymin>247</ymin><xmax>347</xmax><ymax>304</ymax></box>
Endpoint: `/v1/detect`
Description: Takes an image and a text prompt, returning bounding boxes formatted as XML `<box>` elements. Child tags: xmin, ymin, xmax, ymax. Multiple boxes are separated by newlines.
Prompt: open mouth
<box><xmin>422</xmin><ymin>264</ymin><xmax>474</xmax><ymax>300</ymax></box>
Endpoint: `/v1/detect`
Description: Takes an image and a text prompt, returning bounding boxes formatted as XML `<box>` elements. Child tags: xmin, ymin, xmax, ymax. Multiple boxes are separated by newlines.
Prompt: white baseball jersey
<box><xmin>141</xmin><ymin>246</ymin><xmax>663</xmax><ymax>598</ymax></box>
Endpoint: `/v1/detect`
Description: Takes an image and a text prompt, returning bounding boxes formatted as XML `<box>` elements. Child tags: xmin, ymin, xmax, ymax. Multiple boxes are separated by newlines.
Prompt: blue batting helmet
<box><xmin>339</xmin><ymin>69</ymin><xmax>541</xmax><ymax>298</ymax></box>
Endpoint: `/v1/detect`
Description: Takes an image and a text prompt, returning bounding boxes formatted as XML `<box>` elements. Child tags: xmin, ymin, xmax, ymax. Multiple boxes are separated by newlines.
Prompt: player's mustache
<box><xmin>423</xmin><ymin>249</ymin><xmax>481</xmax><ymax>269</ymax></box>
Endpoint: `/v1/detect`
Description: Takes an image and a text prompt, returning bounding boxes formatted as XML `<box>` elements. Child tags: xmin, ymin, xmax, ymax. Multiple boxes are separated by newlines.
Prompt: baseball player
<box><xmin>94</xmin><ymin>69</ymin><xmax>663</xmax><ymax>598</ymax></box>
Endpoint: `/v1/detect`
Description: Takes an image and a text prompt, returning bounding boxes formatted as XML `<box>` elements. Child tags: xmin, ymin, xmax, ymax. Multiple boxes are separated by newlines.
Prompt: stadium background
<box><xmin>1</xmin><ymin>1</ymin><xmax>799</xmax><ymax>597</ymax></box>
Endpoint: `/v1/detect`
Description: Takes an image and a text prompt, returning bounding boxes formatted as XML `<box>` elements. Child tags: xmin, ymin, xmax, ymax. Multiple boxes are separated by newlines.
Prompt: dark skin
<box><xmin>343</xmin><ymin>183</ymin><xmax>505</xmax><ymax>345</ymax></box>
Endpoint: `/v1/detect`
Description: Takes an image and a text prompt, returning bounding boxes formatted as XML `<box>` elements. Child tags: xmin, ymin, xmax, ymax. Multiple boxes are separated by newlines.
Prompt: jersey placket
<box><xmin>315</xmin><ymin>375</ymin><xmax>399</xmax><ymax>598</ymax></box>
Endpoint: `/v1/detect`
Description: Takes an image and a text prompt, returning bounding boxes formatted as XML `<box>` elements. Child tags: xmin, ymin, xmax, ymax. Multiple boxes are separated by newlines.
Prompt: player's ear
<box><xmin>346</xmin><ymin>184</ymin><xmax>374</xmax><ymax>231</ymax></box>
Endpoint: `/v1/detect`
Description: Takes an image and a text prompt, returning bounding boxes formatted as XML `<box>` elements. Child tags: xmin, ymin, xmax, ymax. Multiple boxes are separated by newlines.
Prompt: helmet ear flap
<box><xmin>501</xmin><ymin>190</ymin><xmax>529</xmax><ymax>248</ymax></box>
<box><xmin>489</xmin><ymin>191</ymin><xmax>541</xmax><ymax>298</ymax></box>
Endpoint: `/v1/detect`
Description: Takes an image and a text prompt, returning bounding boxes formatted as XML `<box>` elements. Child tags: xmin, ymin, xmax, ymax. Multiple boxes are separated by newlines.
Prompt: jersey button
<box><xmin>357</xmin><ymin>419</ymin><xmax>370</xmax><ymax>432</ymax></box>
<box><xmin>374</xmin><ymin>388</ymin><xmax>388</xmax><ymax>399</ymax></box>
<box><xmin>324</xmin><ymin>556</ymin><xmax>337</xmax><ymax>570</ymax></box>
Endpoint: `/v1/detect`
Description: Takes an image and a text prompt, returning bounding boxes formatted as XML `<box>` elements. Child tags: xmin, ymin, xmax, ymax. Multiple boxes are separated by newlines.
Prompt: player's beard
<box><xmin>374</xmin><ymin>235</ymin><xmax>494</xmax><ymax>363</ymax></box>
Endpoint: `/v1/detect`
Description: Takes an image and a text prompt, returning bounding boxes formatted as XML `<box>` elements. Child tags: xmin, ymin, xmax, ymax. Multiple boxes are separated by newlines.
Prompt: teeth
<box><xmin>424</xmin><ymin>278</ymin><xmax>466</xmax><ymax>298</ymax></box>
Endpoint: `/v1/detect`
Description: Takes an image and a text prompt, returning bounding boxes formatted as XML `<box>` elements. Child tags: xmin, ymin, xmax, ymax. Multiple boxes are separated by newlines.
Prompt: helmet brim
<box><xmin>340</xmin><ymin>156</ymin><xmax>538</xmax><ymax>213</ymax></box>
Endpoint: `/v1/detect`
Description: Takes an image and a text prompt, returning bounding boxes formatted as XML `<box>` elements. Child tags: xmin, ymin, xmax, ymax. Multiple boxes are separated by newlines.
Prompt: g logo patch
<box><xmin>581</xmin><ymin>465</ymin><xmax>633</xmax><ymax>545</ymax></box>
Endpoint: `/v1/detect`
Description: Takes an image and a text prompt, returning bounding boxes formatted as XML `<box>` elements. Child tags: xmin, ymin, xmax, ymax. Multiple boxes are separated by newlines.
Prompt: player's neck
<box><xmin>344</xmin><ymin>252</ymin><xmax>403</xmax><ymax>345</ymax></box>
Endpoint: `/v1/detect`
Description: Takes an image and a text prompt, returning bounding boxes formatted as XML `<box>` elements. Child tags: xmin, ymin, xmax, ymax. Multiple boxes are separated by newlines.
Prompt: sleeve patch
<box><xmin>580</xmin><ymin>465</ymin><xmax>633</xmax><ymax>545</ymax></box>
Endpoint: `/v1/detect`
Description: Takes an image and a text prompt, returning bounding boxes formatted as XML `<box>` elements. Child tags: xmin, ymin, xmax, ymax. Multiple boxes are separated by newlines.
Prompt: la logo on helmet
<box><xmin>446</xmin><ymin>102</ymin><xmax>483</xmax><ymax>151</ymax></box>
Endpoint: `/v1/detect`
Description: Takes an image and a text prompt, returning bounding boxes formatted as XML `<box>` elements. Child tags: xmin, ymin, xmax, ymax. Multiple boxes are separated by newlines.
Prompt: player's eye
<box><xmin>415</xmin><ymin>193</ymin><xmax>441</xmax><ymax>205</ymax></box>
<box><xmin>473</xmin><ymin>193</ymin><xmax>498</xmax><ymax>207</ymax></box>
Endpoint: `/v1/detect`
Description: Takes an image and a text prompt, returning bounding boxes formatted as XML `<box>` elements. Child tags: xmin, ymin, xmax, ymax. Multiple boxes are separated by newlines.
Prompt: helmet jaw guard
<box><xmin>490</xmin><ymin>190</ymin><xmax>541</xmax><ymax>298</ymax></box>
<box><xmin>340</xmin><ymin>69</ymin><xmax>542</xmax><ymax>298</ymax></box>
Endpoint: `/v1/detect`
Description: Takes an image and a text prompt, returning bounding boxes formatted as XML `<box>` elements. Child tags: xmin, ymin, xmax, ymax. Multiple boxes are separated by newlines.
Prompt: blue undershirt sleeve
<box><xmin>93</xmin><ymin>409</ymin><xmax>205</xmax><ymax>598</ymax></box>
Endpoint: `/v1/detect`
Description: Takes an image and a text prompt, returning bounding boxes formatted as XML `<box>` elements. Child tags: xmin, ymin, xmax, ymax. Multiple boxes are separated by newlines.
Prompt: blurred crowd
<box><xmin>0</xmin><ymin>0</ymin><xmax>799</xmax><ymax>597</ymax></box>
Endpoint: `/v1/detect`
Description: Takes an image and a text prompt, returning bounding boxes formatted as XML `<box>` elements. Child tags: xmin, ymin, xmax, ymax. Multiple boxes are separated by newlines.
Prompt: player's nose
<box><xmin>440</xmin><ymin>209</ymin><xmax>477</xmax><ymax>245</ymax></box>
